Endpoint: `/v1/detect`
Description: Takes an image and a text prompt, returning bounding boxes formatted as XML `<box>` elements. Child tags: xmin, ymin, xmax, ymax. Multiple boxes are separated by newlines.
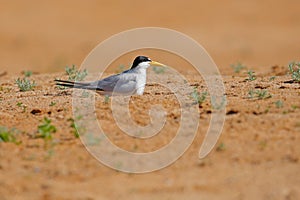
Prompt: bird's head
<box><xmin>131</xmin><ymin>56</ymin><xmax>165</xmax><ymax>70</ymax></box>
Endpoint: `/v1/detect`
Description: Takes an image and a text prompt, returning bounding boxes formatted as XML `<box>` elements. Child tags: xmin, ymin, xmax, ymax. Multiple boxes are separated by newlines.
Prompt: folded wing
<box><xmin>55</xmin><ymin>72</ymin><xmax>137</xmax><ymax>94</ymax></box>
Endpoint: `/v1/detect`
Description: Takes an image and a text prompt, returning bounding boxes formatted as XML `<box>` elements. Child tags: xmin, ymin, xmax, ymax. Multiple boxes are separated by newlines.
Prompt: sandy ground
<box><xmin>1</xmin><ymin>1</ymin><xmax>300</xmax><ymax>200</ymax></box>
<box><xmin>0</xmin><ymin>66</ymin><xmax>300</xmax><ymax>200</ymax></box>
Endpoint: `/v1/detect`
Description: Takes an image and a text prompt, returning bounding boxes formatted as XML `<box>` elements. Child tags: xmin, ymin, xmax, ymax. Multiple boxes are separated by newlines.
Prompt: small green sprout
<box><xmin>68</xmin><ymin>115</ymin><xmax>83</xmax><ymax>138</ymax></box>
<box><xmin>152</xmin><ymin>66</ymin><xmax>165</xmax><ymax>74</ymax></box>
<box><xmin>68</xmin><ymin>118</ymin><xmax>80</xmax><ymax>138</ymax></box>
<box><xmin>85</xmin><ymin>133</ymin><xmax>101</xmax><ymax>146</ymax></box>
<box><xmin>264</xmin><ymin>106</ymin><xmax>271</xmax><ymax>113</ymax></box>
<box><xmin>259</xmin><ymin>140</ymin><xmax>267</xmax><ymax>150</ymax></box>
<box><xmin>24</xmin><ymin>71</ymin><xmax>33</xmax><ymax>77</ymax></box>
<box><xmin>231</xmin><ymin>62</ymin><xmax>246</xmax><ymax>73</ymax></box>
<box><xmin>211</xmin><ymin>96</ymin><xmax>226</xmax><ymax>110</ymax></box>
<box><xmin>246</xmin><ymin>70</ymin><xmax>256</xmax><ymax>81</ymax></box>
<box><xmin>248</xmin><ymin>90</ymin><xmax>255</xmax><ymax>98</ymax></box>
<box><xmin>216</xmin><ymin>142</ymin><xmax>226</xmax><ymax>151</ymax></box>
<box><xmin>65</xmin><ymin>65</ymin><xmax>88</xmax><ymax>81</ymax></box>
<box><xmin>16</xmin><ymin>102</ymin><xmax>27</xmax><ymax>112</ymax></box>
<box><xmin>37</xmin><ymin>117</ymin><xmax>57</xmax><ymax>140</ymax></box>
<box><xmin>191</xmin><ymin>88</ymin><xmax>207</xmax><ymax>105</ymax></box>
<box><xmin>16</xmin><ymin>78</ymin><xmax>36</xmax><ymax>91</ymax></box>
<box><xmin>49</xmin><ymin>101</ymin><xmax>56</xmax><ymax>106</ymax></box>
<box><xmin>269</xmin><ymin>76</ymin><xmax>276</xmax><ymax>81</ymax></box>
<box><xmin>0</xmin><ymin>126</ymin><xmax>19</xmax><ymax>144</ymax></box>
<box><xmin>274</xmin><ymin>100</ymin><xmax>283</xmax><ymax>108</ymax></box>
<box><xmin>248</xmin><ymin>89</ymin><xmax>272</xmax><ymax>99</ymax></box>
<box><xmin>104</xmin><ymin>95</ymin><xmax>110</xmax><ymax>104</ymax></box>
<box><xmin>256</xmin><ymin>90</ymin><xmax>272</xmax><ymax>99</ymax></box>
<box><xmin>281</xmin><ymin>106</ymin><xmax>298</xmax><ymax>114</ymax></box>
<box><xmin>288</xmin><ymin>61</ymin><xmax>300</xmax><ymax>82</ymax></box>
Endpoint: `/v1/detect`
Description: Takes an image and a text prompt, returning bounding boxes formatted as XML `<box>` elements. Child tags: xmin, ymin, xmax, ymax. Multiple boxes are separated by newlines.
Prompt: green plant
<box><xmin>24</xmin><ymin>70</ymin><xmax>33</xmax><ymax>77</ymax></box>
<box><xmin>85</xmin><ymin>133</ymin><xmax>101</xmax><ymax>146</ymax></box>
<box><xmin>246</xmin><ymin>70</ymin><xmax>256</xmax><ymax>81</ymax></box>
<box><xmin>281</xmin><ymin>105</ymin><xmax>298</xmax><ymax>115</ymax></box>
<box><xmin>269</xmin><ymin>76</ymin><xmax>276</xmax><ymax>81</ymax></box>
<box><xmin>259</xmin><ymin>140</ymin><xmax>267</xmax><ymax>150</ymax></box>
<box><xmin>191</xmin><ymin>88</ymin><xmax>207</xmax><ymax>105</ymax></box>
<box><xmin>257</xmin><ymin>90</ymin><xmax>272</xmax><ymax>99</ymax></box>
<box><xmin>16</xmin><ymin>102</ymin><xmax>27</xmax><ymax>112</ymax></box>
<box><xmin>37</xmin><ymin>118</ymin><xmax>57</xmax><ymax>140</ymax></box>
<box><xmin>216</xmin><ymin>142</ymin><xmax>226</xmax><ymax>151</ymax></box>
<box><xmin>69</xmin><ymin>118</ymin><xmax>79</xmax><ymax>138</ymax></box>
<box><xmin>274</xmin><ymin>100</ymin><xmax>283</xmax><ymax>108</ymax></box>
<box><xmin>49</xmin><ymin>101</ymin><xmax>56</xmax><ymax>106</ymax></box>
<box><xmin>16</xmin><ymin>78</ymin><xmax>36</xmax><ymax>91</ymax></box>
<box><xmin>231</xmin><ymin>62</ymin><xmax>246</xmax><ymax>73</ymax></box>
<box><xmin>152</xmin><ymin>66</ymin><xmax>165</xmax><ymax>74</ymax></box>
<box><xmin>248</xmin><ymin>89</ymin><xmax>272</xmax><ymax>100</ymax></box>
<box><xmin>104</xmin><ymin>95</ymin><xmax>110</xmax><ymax>104</ymax></box>
<box><xmin>212</xmin><ymin>96</ymin><xmax>226</xmax><ymax>110</ymax></box>
<box><xmin>248</xmin><ymin>90</ymin><xmax>255</xmax><ymax>98</ymax></box>
<box><xmin>264</xmin><ymin>106</ymin><xmax>271</xmax><ymax>113</ymax></box>
<box><xmin>68</xmin><ymin>116</ymin><xmax>83</xmax><ymax>138</ymax></box>
<box><xmin>0</xmin><ymin>126</ymin><xmax>19</xmax><ymax>144</ymax></box>
<box><xmin>288</xmin><ymin>61</ymin><xmax>300</xmax><ymax>82</ymax></box>
<box><xmin>65</xmin><ymin>65</ymin><xmax>88</xmax><ymax>81</ymax></box>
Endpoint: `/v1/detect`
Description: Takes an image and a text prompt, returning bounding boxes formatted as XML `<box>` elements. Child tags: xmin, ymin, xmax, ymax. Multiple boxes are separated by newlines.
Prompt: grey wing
<box><xmin>55</xmin><ymin>71</ymin><xmax>137</xmax><ymax>94</ymax></box>
<box><xmin>95</xmin><ymin>73</ymin><xmax>137</xmax><ymax>93</ymax></box>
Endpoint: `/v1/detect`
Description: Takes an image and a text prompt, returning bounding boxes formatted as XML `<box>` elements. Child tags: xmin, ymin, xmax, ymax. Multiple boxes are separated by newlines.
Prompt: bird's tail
<box><xmin>55</xmin><ymin>79</ymin><xmax>98</xmax><ymax>90</ymax></box>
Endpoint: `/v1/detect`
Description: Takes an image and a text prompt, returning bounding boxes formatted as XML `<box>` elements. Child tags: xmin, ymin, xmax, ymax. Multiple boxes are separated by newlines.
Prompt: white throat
<box><xmin>134</xmin><ymin>62</ymin><xmax>149</xmax><ymax>95</ymax></box>
<box><xmin>136</xmin><ymin>61</ymin><xmax>150</xmax><ymax>70</ymax></box>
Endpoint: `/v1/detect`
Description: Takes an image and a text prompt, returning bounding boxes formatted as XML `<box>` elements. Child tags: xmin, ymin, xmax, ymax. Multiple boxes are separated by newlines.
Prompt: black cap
<box><xmin>131</xmin><ymin>56</ymin><xmax>151</xmax><ymax>69</ymax></box>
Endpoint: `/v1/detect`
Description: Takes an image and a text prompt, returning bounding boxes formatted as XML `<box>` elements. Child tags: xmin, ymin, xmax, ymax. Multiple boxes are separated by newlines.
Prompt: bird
<box><xmin>55</xmin><ymin>56</ymin><xmax>165</xmax><ymax>96</ymax></box>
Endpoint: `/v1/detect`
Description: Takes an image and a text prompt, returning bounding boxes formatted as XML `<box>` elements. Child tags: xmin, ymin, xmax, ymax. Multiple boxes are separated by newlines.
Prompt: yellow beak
<box><xmin>150</xmin><ymin>61</ymin><xmax>166</xmax><ymax>67</ymax></box>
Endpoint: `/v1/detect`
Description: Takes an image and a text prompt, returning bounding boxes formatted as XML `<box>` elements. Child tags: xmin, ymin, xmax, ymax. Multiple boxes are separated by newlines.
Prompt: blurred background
<box><xmin>0</xmin><ymin>0</ymin><xmax>299</xmax><ymax>74</ymax></box>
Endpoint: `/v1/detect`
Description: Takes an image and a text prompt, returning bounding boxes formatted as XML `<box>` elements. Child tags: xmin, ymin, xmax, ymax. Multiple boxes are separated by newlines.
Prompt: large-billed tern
<box><xmin>55</xmin><ymin>56</ymin><xmax>165</xmax><ymax>95</ymax></box>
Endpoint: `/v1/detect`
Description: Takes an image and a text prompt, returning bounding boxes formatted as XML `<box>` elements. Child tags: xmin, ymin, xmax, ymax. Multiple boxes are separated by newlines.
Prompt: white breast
<box><xmin>135</xmin><ymin>68</ymin><xmax>147</xmax><ymax>95</ymax></box>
